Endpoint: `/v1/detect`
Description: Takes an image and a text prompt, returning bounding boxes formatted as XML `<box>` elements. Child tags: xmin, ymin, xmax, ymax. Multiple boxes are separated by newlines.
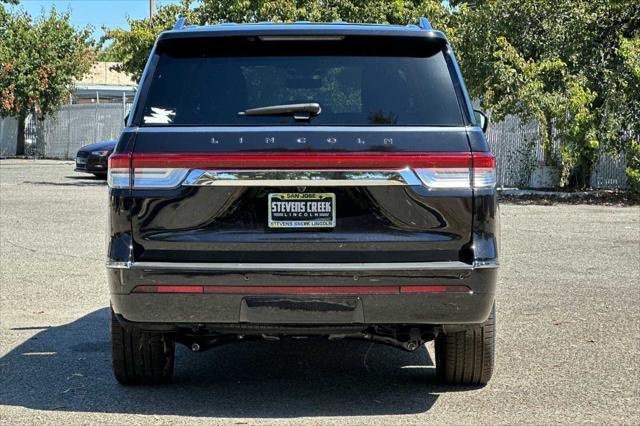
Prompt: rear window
<box><xmin>137</xmin><ymin>37</ymin><xmax>464</xmax><ymax>126</ymax></box>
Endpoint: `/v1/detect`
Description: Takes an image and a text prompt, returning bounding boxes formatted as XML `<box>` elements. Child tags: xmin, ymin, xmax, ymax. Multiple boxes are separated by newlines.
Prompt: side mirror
<box><xmin>473</xmin><ymin>109</ymin><xmax>489</xmax><ymax>133</ymax></box>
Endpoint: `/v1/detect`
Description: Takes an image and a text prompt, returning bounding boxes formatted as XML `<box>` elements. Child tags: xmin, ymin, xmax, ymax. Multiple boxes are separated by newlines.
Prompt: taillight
<box><xmin>414</xmin><ymin>151</ymin><xmax>495</xmax><ymax>189</ymax></box>
<box><xmin>131</xmin><ymin>168</ymin><xmax>190</xmax><ymax>189</ymax></box>
<box><xmin>414</xmin><ymin>169</ymin><xmax>473</xmax><ymax>189</ymax></box>
<box><xmin>108</xmin><ymin>152</ymin><xmax>496</xmax><ymax>190</ymax></box>
<box><xmin>107</xmin><ymin>153</ymin><xmax>131</xmax><ymax>189</ymax></box>
<box><xmin>108</xmin><ymin>152</ymin><xmax>188</xmax><ymax>189</ymax></box>
<box><xmin>471</xmin><ymin>152</ymin><xmax>497</xmax><ymax>188</ymax></box>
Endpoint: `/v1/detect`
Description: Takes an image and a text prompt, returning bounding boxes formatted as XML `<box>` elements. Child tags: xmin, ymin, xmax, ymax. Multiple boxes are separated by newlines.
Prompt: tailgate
<box><xmin>124</xmin><ymin>128</ymin><xmax>479</xmax><ymax>264</ymax></box>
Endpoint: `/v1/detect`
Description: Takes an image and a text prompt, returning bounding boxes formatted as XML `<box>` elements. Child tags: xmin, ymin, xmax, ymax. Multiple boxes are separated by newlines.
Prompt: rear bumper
<box><xmin>108</xmin><ymin>261</ymin><xmax>497</xmax><ymax>325</ymax></box>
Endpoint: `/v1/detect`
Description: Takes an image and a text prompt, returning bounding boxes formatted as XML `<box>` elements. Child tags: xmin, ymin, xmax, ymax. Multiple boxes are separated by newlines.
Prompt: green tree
<box><xmin>101</xmin><ymin>0</ymin><xmax>198</xmax><ymax>82</ymax></box>
<box><xmin>0</xmin><ymin>7</ymin><xmax>95</xmax><ymax>155</ymax></box>
<box><xmin>96</xmin><ymin>44</ymin><xmax>121</xmax><ymax>62</ymax></box>
<box><xmin>104</xmin><ymin>0</ymin><xmax>458</xmax><ymax>81</ymax></box>
<box><xmin>616</xmin><ymin>35</ymin><xmax>640</xmax><ymax>192</ymax></box>
<box><xmin>103</xmin><ymin>0</ymin><xmax>640</xmax><ymax>190</ymax></box>
<box><xmin>456</xmin><ymin>0</ymin><xmax>640</xmax><ymax>188</ymax></box>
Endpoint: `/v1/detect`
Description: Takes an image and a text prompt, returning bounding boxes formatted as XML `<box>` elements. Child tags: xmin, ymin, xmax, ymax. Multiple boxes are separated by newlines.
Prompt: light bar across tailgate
<box><xmin>108</xmin><ymin>152</ymin><xmax>496</xmax><ymax>190</ymax></box>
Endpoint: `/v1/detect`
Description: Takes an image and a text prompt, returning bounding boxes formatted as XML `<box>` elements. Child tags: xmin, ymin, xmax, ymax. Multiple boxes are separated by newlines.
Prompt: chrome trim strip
<box><xmin>107</xmin><ymin>260</ymin><xmax>498</xmax><ymax>271</ymax></box>
<box><xmin>106</xmin><ymin>261</ymin><xmax>132</xmax><ymax>269</ymax></box>
<box><xmin>182</xmin><ymin>169</ymin><xmax>422</xmax><ymax>187</ymax></box>
<box><xmin>133</xmin><ymin>126</ymin><xmax>471</xmax><ymax>133</ymax></box>
<box><xmin>473</xmin><ymin>260</ymin><xmax>499</xmax><ymax>269</ymax></box>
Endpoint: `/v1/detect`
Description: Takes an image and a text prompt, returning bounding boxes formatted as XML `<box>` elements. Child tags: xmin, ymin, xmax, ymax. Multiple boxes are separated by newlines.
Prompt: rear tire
<box><xmin>110</xmin><ymin>308</ymin><xmax>175</xmax><ymax>385</ymax></box>
<box><xmin>435</xmin><ymin>304</ymin><xmax>495</xmax><ymax>386</ymax></box>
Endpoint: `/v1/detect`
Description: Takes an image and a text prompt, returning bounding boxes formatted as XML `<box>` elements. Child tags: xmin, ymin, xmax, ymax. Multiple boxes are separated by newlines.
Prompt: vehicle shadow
<box><xmin>22</xmin><ymin>176</ymin><xmax>107</xmax><ymax>187</ymax></box>
<box><xmin>0</xmin><ymin>308</ymin><xmax>474</xmax><ymax>418</ymax></box>
<box><xmin>66</xmin><ymin>175</ymin><xmax>107</xmax><ymax>181</ymax></box>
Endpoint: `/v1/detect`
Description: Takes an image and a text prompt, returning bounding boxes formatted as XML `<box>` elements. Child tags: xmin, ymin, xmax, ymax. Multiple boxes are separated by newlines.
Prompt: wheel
<box><xmin>110</xmin><ymin>308</ymin><xmax>175</xmax><ymax>385</ymax></box>
<box><xmin>92</xmin><ymin>172</ymin><xmax>107</xmax><ymax>179</ymax></box>
<box><xmin>435</xmin><ymin>303</ymin><xmax>495</xmax><ymax>386</ymax></box>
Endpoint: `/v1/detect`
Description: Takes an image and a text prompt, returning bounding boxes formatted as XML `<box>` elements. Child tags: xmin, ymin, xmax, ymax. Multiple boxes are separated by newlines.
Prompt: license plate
<box><xmin>268</xmin><ymin>193</ymin><xmax>336</xmax><ymax>228</ymax></box>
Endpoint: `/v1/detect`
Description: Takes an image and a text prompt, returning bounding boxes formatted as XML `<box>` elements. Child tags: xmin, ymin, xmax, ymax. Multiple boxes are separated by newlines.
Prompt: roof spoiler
<box><xmin>418</xmin><ymin>17</ymin><xmax>432</xmax><ymax>30</ymax></box>
<box><xmin>173</xmin><ymin>17</ymin><xmax>190</xmax><ymax>30</ymax></box>
<box><xmin>172</xmin><ymin>17</ymin><xmax>434</xmax><ymax>31</ymax></box>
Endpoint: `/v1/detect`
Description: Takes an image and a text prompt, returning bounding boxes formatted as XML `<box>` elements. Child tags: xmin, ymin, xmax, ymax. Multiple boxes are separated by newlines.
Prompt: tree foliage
<box><xmin>101</xmin><ymin>0</ymin><xmax>640</xmax><ymax>189</ymax></box>
<box><xmin>0</xmin><ymin>6</ymin><xmax>95</xmax><ymax>154</ymax></box>
<box><xmin>617</xmin><ymin>35</ymin><xmax>640</xmax><ymax>192</ymax></box>
<box><xmin>101</xmin><ymin>0</ymin><xmax>197</xmax><ymax>82</ymax></box>
<box><xmin>104</xmin><ymin>0</ymin><xmax>457</xmax><ymax>81</ymax></box>
<box><xmin>457</xmin><ymin>0</ymin><xmax>640</xmax><ymax>187</ymax></box>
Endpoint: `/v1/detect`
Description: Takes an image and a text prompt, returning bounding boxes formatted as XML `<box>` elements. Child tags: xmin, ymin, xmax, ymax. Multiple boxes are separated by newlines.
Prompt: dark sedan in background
<box><xmin>75</xmin><ymin>140</ymin><xmax>116</xmax><ymax>178</ymax></box>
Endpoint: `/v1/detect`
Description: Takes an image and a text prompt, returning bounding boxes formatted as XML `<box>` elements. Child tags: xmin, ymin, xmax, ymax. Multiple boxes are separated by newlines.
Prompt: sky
<box><xmin>7</xmin><ymin>0</ymin><xmax>183</xmax><ymax>41</ymax></box>
<box><xmin>8</xmin><ymin>1</ymin><xmax>453</xmax><ymax>42</ymax></box>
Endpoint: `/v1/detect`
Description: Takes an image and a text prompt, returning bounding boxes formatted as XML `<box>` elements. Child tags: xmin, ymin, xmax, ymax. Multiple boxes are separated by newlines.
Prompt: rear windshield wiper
<box><xmin>238</xmin><ymin>103</ymin><xmax>321</xmax><ymax>121</ymax></box>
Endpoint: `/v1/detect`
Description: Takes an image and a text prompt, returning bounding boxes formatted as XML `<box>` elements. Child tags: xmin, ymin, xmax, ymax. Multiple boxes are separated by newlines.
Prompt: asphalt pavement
<box><xmin>0</xmin><ymin>159</ymin><xmax>638</xmax><ymax>425</ymax></box>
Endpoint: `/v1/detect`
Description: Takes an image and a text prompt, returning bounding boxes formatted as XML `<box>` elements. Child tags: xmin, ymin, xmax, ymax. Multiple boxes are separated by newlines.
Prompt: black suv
<box><xmin>107</xmin><ymin>18</ymin><xmax>498</xmax><ymax>386</ymax></box>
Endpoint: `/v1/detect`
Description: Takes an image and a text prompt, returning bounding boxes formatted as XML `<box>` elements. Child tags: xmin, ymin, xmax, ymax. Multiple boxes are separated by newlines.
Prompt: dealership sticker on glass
<box><xmin>268</xmin><ymin>193</ymin><xmax>336</xmax><ymax>228</ymax></box>
<box><xmin>144</xmin><ymin>107</ymin><xmax>176</xmax><ymax>124</ymax></box>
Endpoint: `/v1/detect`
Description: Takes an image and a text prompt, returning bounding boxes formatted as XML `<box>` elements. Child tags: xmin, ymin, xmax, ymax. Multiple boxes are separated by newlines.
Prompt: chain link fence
<box><xmin>1</xmin><ymin>103</ymin><xmax>129</xmax><ymax>159</ymax></box>
<box><xmin>486</xmin><ymin>116</ymin><xmax>540</xmax><ymax>188</ymax></box>
<box><xmin>0</xmin><ymin>104</ymin><xmax>630</xmax><ymax>189</ymax></box>
<box><xmin>485</xmin><ymin>115</ymin><xmax>628</xmax><ymax>189</ymax></box>
<box><xmin>590</xmin><ymin>151</ymin><xmax>628</xmax><ymax>189</ymax></box>
<box><xmin>0</xmin><ymin>117</ymin><xmax>19</xmax><ymax>157</ymax></box>
<box><xmin>39</xmin><ymin>104</ymin><xmax>129</xmax><ymax>159</ymax></box>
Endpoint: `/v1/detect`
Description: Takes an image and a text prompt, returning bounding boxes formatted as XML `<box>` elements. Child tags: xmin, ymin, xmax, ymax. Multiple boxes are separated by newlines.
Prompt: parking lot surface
<box><xmin>1</xmin><ymin>159</ymin><xmax>638</xmax><ymax>425</ymax></box>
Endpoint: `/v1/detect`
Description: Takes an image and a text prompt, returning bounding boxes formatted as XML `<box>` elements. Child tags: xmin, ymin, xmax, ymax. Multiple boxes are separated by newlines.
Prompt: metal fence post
<box><xmin>94</xmin><ymin>91</ymin><xmax>100</xmax><ymax>146</ymax></box>
<box><xmin>65</xmin><ymin>99</ymin><xmax>72</xmax><ymax>159</ymax></box>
